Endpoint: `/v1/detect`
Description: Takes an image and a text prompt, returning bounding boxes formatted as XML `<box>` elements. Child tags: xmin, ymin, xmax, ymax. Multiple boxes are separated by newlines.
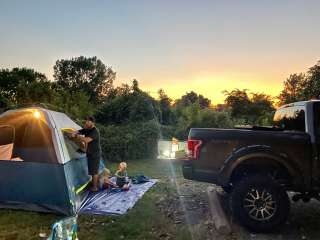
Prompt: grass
<box><xmin>0</xmin><ymin>159</ymin><xmax>189</xmax><ymax>240</ymax></box>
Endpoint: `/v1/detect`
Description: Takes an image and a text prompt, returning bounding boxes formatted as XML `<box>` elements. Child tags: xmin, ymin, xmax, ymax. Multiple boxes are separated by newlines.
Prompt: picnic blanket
<box><xmin>79</xmin><ymin>179</ymin><xmax>157</xmax><ymax>215</ymax></box>
<box><xmin>47</xmin><ymin>179</ymin><xmax>156</xmax><ymax>239</ymax></box>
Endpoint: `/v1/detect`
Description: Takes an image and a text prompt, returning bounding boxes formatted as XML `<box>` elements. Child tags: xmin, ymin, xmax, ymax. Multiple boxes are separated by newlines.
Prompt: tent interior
<box><xmin>0</xmin><ymin>110</ymin><xmax>57</xmax><ymax>163</ymax></box>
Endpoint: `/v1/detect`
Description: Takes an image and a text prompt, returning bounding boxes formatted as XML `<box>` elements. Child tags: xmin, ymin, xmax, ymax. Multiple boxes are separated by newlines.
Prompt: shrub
<box><xmin>98</xmin><ymin>120</ymin><xmax>160</xmax><ymax>162</ymax></box>
<box><xmin>173</xmin><ymin>104</ymin><xmax>234</xmax><ymax>139</ymax></box>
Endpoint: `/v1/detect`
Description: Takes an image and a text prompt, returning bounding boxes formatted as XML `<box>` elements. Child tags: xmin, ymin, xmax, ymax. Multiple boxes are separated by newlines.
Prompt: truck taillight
<box><xmin>187</xmin><ymin>139</ymin><xmax>202</xmax><ymax>160</ymax></box>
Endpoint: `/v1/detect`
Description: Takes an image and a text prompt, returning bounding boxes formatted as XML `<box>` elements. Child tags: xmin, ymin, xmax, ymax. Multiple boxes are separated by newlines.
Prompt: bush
<box><xmin>173</xmin><ymin>104</ymin><xmax>234</xmax><ymax>139</ymax></box>
<box><xmin>0</xmin><ymin>95</ymin><xmax>11</xmax><ymax>113</ymax></box>
<box><xmin>98</xmin><ymin>120</ymin><xmax>160</xmax><ymax>162</ymax></box>
<box><xmin>159</xmin><ymin>125</ymin><xmax>175</xmax><ymax>140</ymax></box>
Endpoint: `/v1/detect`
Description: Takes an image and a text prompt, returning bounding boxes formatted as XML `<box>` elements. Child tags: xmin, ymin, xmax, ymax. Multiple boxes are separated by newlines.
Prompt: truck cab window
<box><xmin>273</xmin><ymin>106</ymin><xmax>306</xmax><ymax>131</ymax></box>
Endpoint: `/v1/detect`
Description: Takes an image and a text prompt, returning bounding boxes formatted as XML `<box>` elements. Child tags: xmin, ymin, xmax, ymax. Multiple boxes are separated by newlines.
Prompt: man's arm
<box><xmin>72</xmin><ymin>129</ymin><xmax>94</xmax><ymax>143</ymax></box>
<box><xmin>70</xmin><ymin>129</ymin><xmax>85</xmax><ymax>138</ymax></box>
<box><xmin>76</xmin><ymin>135</ymin><xmax>93</xmax><ymax>144</ymax></box>
<box><xmin>77</xmin><ymin>129</ymin><xmax>86</xmax><ymax>135</ymax></box>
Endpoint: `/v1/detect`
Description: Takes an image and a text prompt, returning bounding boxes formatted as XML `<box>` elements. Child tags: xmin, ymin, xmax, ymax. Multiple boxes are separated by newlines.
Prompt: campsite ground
<box><xmin>1</xmin><ymin>159</ymin><xmax>320</xmax><ymax>240</ymax></box>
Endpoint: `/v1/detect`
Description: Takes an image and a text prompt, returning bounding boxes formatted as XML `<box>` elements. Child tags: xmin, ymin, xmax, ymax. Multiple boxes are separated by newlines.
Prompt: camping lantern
<box><xmin>33</xmin><ymin>110</ymin><xmax>41</xmax><ymax>119</ymax></box>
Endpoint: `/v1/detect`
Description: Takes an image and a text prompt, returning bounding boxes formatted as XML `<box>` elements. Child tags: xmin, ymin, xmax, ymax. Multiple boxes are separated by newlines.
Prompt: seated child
<box><xmin>100</xmin><ymin>168</ymin><xmax>117</xmax><ymax>190</ymax></box>
<box><xmin>115</xmin><ymin>162</ymin><xmax>130</xmax><ymax>190</ymax></box>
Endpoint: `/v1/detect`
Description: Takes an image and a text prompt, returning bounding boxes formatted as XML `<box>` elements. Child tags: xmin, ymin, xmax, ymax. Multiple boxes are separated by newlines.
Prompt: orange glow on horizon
<box><xmin>136</xmin><ymin>72</ymin><xmax>283</xmax><ymax>105</ymax></box>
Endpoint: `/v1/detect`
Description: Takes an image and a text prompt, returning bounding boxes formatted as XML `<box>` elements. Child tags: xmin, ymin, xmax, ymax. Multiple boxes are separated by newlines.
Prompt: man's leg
<box><xmin>88</xmin><ymin>155</ymin><xmax>100</xmax><ymax>191</ymax></box>
<box><xmin>91</xmin><ymin>174</ymin><xmax>99</xmax><ymax>191</ymax></box>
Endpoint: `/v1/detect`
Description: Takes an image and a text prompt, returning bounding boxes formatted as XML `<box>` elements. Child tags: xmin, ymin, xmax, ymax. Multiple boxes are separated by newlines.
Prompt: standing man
<box><xmin>72</xmin><ymin>116</ymin><xmax>101</xmax><ymax>192</ymax></box>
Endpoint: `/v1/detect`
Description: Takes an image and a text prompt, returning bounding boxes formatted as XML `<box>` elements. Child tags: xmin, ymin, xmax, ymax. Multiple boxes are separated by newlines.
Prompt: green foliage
<box><xmin>224</xmin><ymin>89</ymin><xmax>274</xmax><ymax>125</ymax></box>
<box><xmin>0</xmin><ymin>95</ymin><xmax>11</xmax><ymax>113</ymax></box>
<box><xmin>99</xmin><ymin>121</ymin><xmax>160</xmax><ymax>162</ymax></box>
<box><xmin>159</xmin><ymin>125</ymin><xmax>175</xmax><ymax>139</ymax></box>
<box><xmin>197</xmin><ymin>108</ymin><xmax>234</xmax><ymax>128</ymax></box>
<box><xmin>175</xmin><ymin>91</ymin><xmax>211</xmax><ymax>109</ymax></box>
<box><xmin>300</xmin><ymin>61</ymin><xmax>320</xmax><ymax>100</ymax></box>
<box><xmin>278</xmin><ymin>61</ymin><xmax>320</xmax><ymax>105</ymax></box>
<box><xmin>248</xmin><ymin>93</ymin><xmax>275</xmax><ymax>125</ymax></box>
<box><xmin>95</xmin><ymin>80</ymin><xmax>160</xmax><ymax>124</ymax></box>
<box><xmin>50</xmin><ymin>90</ymin><xmax>95</xmax><ymax>121</ymax></box>
<box><xmin>15</xmin><ymin>80</ymin><xmax>55</xmax><ymax>105</ymax></box>
<box><xmin>95</xmin><ymin>80</ymin><xmax>161</xmax><ymax>161</ymax></box>
<box><xmin>174</xmin><ymin>104</ymin><xmax>234</xmax><ymax>139</ymax></box>
<box><xmin>278</xmin><ymin>73</ymin><xmax>305</xmax><ymax>105</ymax></box>
<box><xmin>0</xmin><ymin>67</ymin><xmax>51</xmax><ymax>106</ymax></box>
<box><xmin>158</xmin><ymin>89</ymin><xmax>174</xmax><ymax>125</ymax></box>
<box><xmin>53</xmin><ymin>56</ymin><xmax>116</xmax><ymax>104</ymax></box>
<box><xmin>223</xmin><ymin>89</ymin><xmax>250</xmax><ymax>118</ymax></box>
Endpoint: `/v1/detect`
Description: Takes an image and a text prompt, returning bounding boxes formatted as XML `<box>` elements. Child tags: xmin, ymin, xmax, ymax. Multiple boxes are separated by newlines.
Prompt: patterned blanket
<box><xmin>79</xmin><ymin>179</ymin><xmax>157</xmax><ymax>215</ymax></box>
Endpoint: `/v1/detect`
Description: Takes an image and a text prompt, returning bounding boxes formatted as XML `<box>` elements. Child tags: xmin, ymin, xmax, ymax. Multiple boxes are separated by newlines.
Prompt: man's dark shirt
<box><xmin>78</xmin><ymin>127</ymin><xmax>101</xmax><ymax>156</ymax></box>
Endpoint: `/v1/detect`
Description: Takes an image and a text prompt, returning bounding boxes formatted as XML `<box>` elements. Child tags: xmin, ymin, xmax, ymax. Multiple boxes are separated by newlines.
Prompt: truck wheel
<box><xmin>230</xmin><ymin>175</ymin><xmax>290</xmax><ymax>232</ymax></box>
<box><xmin>222</xmin><ymin>185</ymin><xmax>233</xmax><ymax>193</ymax></box>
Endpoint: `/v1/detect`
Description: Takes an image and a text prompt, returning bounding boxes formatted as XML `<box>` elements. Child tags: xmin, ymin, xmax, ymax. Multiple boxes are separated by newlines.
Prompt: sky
<box><xmin>0</xmin><ymin>0</ymin><xmax>319</xmax><ymax>104</ymax></box>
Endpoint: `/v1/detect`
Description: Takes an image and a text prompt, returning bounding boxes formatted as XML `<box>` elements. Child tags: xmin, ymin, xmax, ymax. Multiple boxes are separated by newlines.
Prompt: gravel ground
<box><xmin>157</xmin><ymin>177</ymin><xmax>320</xmax><ymax>240</ymax></box>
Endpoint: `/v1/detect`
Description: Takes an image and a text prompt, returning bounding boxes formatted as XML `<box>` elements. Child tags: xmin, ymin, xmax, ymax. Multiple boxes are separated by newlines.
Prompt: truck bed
<box><xmin>185</xmin><ymin>127</ymin><xmax>312</xmax><ymax>188</ymax></box>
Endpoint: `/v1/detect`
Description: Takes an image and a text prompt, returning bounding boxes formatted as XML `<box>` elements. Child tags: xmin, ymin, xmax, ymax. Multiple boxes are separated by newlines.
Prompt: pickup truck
<box><xmin>182</xmin><ymin>100</ymin><xmax>320</xmax><ymax>232</ymax></box>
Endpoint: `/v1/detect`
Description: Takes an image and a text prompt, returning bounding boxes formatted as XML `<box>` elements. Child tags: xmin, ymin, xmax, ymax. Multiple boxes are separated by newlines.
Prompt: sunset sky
<box><xmin>0</xmin><ymin>0</ymin><xmax>319</xmax><ymax>103</ymax></box>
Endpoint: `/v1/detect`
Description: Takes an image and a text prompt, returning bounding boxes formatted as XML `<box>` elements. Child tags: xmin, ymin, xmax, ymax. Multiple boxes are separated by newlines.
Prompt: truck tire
<box><xmin>230</xmin><ymin>175</ymin><xmax>290</xmax><ymax>232</ymax></box>
<box><xmin>222</xmin><ymin>185</ymin><xmax>233</xmax><ymax>193</ymax></box>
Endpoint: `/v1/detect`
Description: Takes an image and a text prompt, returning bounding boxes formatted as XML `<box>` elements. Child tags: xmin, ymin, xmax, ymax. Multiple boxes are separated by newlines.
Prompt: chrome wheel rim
<box><xmin>243</xmin><ymin>188</ymin><xmax>277</xmax><ymax>221</ymax></box>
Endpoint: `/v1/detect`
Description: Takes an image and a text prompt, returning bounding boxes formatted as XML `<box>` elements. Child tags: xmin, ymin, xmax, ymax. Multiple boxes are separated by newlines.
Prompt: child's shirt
<box><xmin>115</xmin><ymin>170</ymin><xmax>127</xmax><ymax>178</ymax></box>
<box><xmin>115</xmin><ymin>170</ymin><xmax>128</xmax><ymax>187</ymax></box>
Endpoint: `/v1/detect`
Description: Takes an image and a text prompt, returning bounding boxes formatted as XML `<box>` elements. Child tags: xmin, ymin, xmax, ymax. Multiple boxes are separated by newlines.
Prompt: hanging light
<box><xmin>33</xmin><ymin>110</ymin><xmax>41</xmax><ymax>119</ymax></box>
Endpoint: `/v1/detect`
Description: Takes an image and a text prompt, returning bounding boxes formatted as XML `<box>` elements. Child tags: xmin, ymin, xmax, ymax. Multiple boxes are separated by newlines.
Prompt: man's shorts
<box><xmin>87</xmin><ymin>154</ymin><xmax>101</xmax><ymax>175</ymax></box>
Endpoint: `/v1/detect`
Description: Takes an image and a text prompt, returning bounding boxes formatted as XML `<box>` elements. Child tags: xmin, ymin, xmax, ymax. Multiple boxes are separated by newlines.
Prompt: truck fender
<box><xmin>218</xmin><ymin>145</ymin><xmax>301</xmax><ymax>186</ymax></box>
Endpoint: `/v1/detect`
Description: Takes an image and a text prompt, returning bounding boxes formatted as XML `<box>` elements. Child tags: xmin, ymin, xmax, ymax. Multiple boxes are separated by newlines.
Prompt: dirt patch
<box><xmin>156</xmin><ymin>177</ymin><xmax>235</xmax><ymax>240</ymax></box>
<box><xmin>157</xmin><ymin>177</ymin><xmax>320</xmax><ymax>240</ymax></box>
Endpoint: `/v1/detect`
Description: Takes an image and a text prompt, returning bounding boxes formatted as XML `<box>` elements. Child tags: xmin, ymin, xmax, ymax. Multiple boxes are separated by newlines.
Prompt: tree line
<box><xmin>0</xmin><ymin>57</ymin><xmax>319</xmax><ymax>161</ymax></box>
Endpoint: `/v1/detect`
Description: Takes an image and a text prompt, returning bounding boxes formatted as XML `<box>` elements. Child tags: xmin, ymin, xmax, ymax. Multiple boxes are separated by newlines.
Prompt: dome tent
<box><xmin>0</xmin><ymin>107</ymin><xmax>97</xmax><ymax>215</ymax></box>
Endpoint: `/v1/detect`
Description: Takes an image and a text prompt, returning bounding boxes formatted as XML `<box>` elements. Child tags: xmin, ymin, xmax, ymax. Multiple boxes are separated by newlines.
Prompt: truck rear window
<box><xmin>273</xmin><ymin>105</ymin><xmax>306</xmax><ymax>131</ymax></box>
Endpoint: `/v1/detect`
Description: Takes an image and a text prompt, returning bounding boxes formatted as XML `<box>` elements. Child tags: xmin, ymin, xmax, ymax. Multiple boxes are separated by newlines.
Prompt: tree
<box><xmin>300</xmin><ymin>61</ymin><xmax>320</xmax><ymax>100</ymax></box>
<box><xmin>53</xmin><ymin>56</ymin><xmax>116</xmax><ymax>103</ymax></box>
<box><xmin>278</xmin><ymin>73</ymin><xmax>305</xmax><ymax>105</ymax></box>
<box><xmin>278</xmin><ymin>61</ymin><xmax>320</xmax><ymax>105</ymax></box>
<box><xmin>174</xmin><ymin>103</ymin><xmax>233</xmax><ymax>139</ymax></box>
<box><xmin>249</xmin><ymin>93</ymin><xmax>274</xmax><ymax>125</ymax></box>
<box><xmin>0</xmin><ymin>95</ymin><xmax>11</xmax><ymax>113</ymax></box>
<box><xmin>250</xmin><ymin>93</ymin><xmax>273</xmax><ymax>113</ymax></box>
<box><xmin>132</xmin><ymin>79</ymin><xmax>140</xmax><ymax>93</ymax></box>
<box><xmin>0</xmin><ymin>67</ymin><xmax>52</xmax><ymax>105</ymax></box>
<box><xmin>95</xmin><ymin>80</ymin><xmax>161</xmax><ymax>124</ymax></box>
<box><xmin>224</xmin><ymin>89</ymin><xmax>274</xmax><ymax>125</ymax></box>
<box><xmin>175</xmin><ymin>91</ymin><xmax>211</xmax><ymax>109</ymax></box>
<box><xmin>50</xmin><ymin>89</ymin><xmax>95</xmax><ymax>120</ymax></box>
<box><xmin>198</xmin><ymin>94</ymin><xmax>211</xmax><ymax>108</ymax></box>
<box><xmin>158</xmin><ymin>89</ymin><xmax>174</xmax><ymax>125</ymax></box>
<box><xmin>224</xmin><ymin>89</ymin><xmax>251</xmax><ymax>118</ymax></box>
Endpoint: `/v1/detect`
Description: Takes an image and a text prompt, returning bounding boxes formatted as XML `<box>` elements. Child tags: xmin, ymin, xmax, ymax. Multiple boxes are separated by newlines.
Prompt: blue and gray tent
<box><xmin>0</xmin><ymin>107</ymin><xmax>98</xmax><ymax>215</ymax></box>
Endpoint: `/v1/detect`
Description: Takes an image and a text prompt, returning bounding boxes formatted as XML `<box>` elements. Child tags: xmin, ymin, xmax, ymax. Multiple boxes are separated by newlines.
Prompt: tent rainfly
<box><xmin>0</xmin><ymin>107</ymin><xmax>99</xmax><ymax>215</ymax></box>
